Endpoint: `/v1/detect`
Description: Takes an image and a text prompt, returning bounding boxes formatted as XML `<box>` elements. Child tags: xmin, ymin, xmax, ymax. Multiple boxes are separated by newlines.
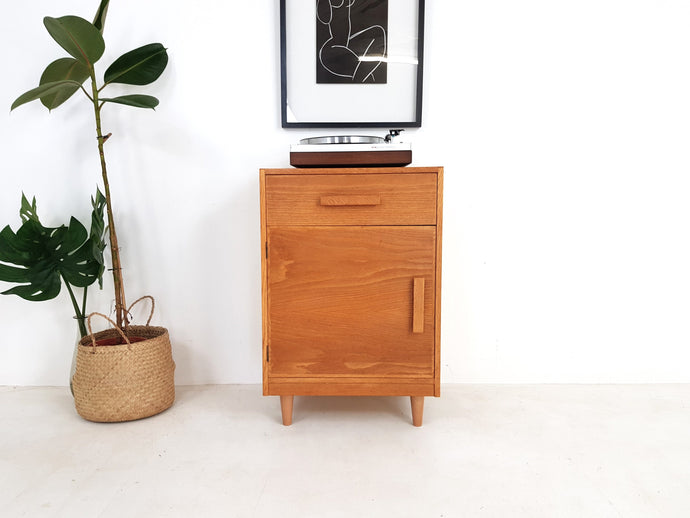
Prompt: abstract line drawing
<box><xmin>316</xmin><ymin>0</ymin><xmax>388</xmax><ymax>84</ymax></box>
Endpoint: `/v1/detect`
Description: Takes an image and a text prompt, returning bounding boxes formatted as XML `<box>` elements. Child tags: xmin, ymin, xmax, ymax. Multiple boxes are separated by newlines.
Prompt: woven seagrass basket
<box><xmin>72</xmin><ymin>297</ymin><xmax>175</xmax><ymax>422</ymax></box>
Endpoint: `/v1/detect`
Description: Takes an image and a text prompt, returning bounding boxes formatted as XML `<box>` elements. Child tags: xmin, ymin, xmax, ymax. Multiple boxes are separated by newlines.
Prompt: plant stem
<box><xmin>62</xmin><ymin>276</ymin><xmax>87</xmax><ymax>338</ymax></box>
<box><xmin>90</xmin><ymin>73</ymin><xmax>128</xmax><ymax>331</ymax></box>
<box><xmin>81</xmin><ymin>284</ymin><xmax>88</xmax><ymax>324</ymax></box>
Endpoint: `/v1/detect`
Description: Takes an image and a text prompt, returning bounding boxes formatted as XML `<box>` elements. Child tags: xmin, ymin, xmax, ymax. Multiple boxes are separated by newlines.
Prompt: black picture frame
<box><xmin>280</xmin><ymin>0</ymin><xmax>425</xmax><ymax>128</ymax></box>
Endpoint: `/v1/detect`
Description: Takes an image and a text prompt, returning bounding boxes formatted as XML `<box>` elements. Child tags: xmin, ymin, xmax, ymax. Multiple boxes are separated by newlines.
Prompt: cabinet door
<box><xmin>267</xmin><ymin>226</ymin><xmax>436</xmax><ymax>378</ymax></box>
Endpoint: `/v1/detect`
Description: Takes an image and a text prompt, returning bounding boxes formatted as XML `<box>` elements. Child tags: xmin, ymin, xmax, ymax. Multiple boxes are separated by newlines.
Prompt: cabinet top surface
<box><xmin>261</xmin><ymin>166</ymin><xmax>443</xmax><ymax>176</ymax></box>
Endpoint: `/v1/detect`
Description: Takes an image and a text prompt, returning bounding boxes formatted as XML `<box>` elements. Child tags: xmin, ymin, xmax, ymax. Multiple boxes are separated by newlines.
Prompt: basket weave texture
<box><xmin>73</xmin><ymin>321</ymin><xmax>175</xmax><ymax>423</ymax></box>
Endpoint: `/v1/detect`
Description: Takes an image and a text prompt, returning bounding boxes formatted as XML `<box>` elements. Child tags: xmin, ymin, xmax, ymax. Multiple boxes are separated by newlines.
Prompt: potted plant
<box><xmin>3</xmin><ymin>0</ymin><xmax>175</xmax><ymax>422</ymax></box>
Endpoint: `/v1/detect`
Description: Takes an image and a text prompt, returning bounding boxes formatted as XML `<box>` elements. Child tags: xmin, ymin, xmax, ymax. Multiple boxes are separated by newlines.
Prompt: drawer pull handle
<box><xmin>320</xmin><ymin>195</ymin><xmax>381</xmax><ymax>207</ymax></box>
<box><xmin>413</xmin><ymin>277</ymin><xmax>425</xmax><ymax>333</ymax></box>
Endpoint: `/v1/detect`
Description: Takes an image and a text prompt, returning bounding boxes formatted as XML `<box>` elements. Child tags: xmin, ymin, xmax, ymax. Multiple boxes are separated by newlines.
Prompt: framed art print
<box><xmin>280</xmin><ymin>0</ymin><xmax>425</xmax><ymax>128</ymax></box>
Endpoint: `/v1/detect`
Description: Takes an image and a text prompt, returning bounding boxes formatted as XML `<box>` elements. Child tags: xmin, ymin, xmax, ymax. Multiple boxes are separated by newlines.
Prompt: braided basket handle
<box><xmin>85</xmin><ymin>312</ymin><xmax>131</xmax><ymax>349</ymax></box>
<box><xmin>128</xmin><ymin>295</ymin><xmax>155</xmax><ymax>326</ymax></box>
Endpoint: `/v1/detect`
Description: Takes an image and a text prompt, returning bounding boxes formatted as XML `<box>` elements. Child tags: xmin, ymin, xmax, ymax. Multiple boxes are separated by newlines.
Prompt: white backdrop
<box><xmin>1</xmin><ymin>0</ymin><xmax>689</xmax><ymax>386</ymax></box>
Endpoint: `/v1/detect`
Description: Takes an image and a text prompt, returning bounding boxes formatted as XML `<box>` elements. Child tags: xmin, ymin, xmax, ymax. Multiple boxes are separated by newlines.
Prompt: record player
<box><xmin>290</xmin><ymin>130</ymin><xmax>412</xmax><ymax>167</ymax></box>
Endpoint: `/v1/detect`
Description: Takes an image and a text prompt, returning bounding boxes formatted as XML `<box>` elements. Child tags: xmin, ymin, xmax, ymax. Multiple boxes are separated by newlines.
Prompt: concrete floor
<box><xmin>1</xmin><ymin>384</ymin><xmax>689</xmax><ymax>517</ymax></box>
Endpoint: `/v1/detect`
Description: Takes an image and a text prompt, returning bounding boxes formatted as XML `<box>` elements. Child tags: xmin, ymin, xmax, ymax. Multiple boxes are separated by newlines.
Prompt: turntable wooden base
<box><xmin>290</xmin><ymin>149</ymin><xmax>412</xmax><ymax>167</ymax></box>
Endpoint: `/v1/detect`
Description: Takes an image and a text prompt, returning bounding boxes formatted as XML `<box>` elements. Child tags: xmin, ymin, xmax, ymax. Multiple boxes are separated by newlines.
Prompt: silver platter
<box><xmin>299</xmin><ymin>135</ymin><xmax>385</xmax><ymax>145</ymax></box>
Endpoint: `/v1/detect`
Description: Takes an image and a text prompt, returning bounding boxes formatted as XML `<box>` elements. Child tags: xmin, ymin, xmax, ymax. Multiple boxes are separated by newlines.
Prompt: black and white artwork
<box><xmin>316</xmin><ymin>0</ymin><xmax>388</xmax><ymax>84</ymax></box>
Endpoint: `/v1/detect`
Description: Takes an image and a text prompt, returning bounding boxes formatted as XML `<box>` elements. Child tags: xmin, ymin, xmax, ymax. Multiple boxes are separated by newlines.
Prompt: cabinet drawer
<box><xmin>264</xmin><ymin>173</ymin><xmax>438</xmax><ymax>226</ymax></box>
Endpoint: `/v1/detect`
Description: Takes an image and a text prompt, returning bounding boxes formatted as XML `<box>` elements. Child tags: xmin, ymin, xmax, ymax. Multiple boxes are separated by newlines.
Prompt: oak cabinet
<box><xmin>260</xmin><ymin>167</ymin><xmax>443</xmax><ymax>426</ymax></box>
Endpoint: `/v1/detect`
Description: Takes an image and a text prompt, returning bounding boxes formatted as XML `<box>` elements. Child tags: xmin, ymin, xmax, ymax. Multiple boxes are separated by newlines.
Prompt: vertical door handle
<box><xmin>413</xmin><ymin>277</ymin><xmax>425</xmax><ymax>333</ymax></box>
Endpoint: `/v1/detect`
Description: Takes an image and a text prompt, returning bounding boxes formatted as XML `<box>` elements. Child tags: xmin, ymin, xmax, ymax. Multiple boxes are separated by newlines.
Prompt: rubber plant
<box><xmin>0</xmin><ymin>192</ymin><xmax>106</xmax><ymax>338</ymax></box>
<box><xmin>9</xmin><ymin>0</ymin><xmax>169</xmax><ymax>334</ymax></box>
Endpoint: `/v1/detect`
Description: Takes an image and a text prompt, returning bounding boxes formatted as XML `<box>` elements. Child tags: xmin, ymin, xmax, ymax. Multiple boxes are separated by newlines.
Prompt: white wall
<box><xmin>1</xmin><ymin>0</ymin><xmax>689</xmax><ymax>386</ymax></box>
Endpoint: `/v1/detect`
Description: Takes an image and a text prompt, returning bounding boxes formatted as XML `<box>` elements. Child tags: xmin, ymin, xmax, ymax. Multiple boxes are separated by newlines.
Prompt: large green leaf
<box><xmin>0</xmin><ymin>226</ymin><xmax>30</xmax><ymax>266</ymax></box>
<box><xmin>89</xmin><ymin>189</ymin><xmax>107</xmax><ymax>288</ymax></box>
<box><xmin>0</xmin><ymin>261</ymin><xmax>30</xmax><ymax>283</ymax></box>
<box><xmin>2</xmin><ymin>273</ymin><xmax>62</xmax><ymax>301</ymax></box>
<box><xmin>61</xmin><ymin>217</ymin><xmax>88</xmax><ymax>254</ymax></box>
<box><xmin>0</xmin><ymin>195</ymin><xmax>105</xmax><ymax>302</ymax></box>
<box><xmin>43</xmin><ymin>16</ymin><xmax>105</xmax><ymax>67</ymax></box>
<box><xmin>0</xmin><ymin>219</ymin><xmax>67</xmax><ymax>300</ymax></box>
<box><xmin>60</xmin><ymin>217</ymin><xmax>101</xmax><ymax>287</ymax></box>
<box><xmin>92</xmin><ymin>0</ymin><xmax>110</xmax><ymax>33</ymax></box>
<box><xmin>11</xmin><ymin>80</ymin><xmax>83</xmax><ymax>111</ymax></box>
<box><xmin>19</xmin><ymin>194</ymin><xmax>39</xmax><ymax>223</ymax></box>
<box><xmin>101</xmin><ymin>95</ymin><xmax>159</xmax><ymax>109</ymax></box>
<box><xmin>39</xmin><ymin>58</ymin><xmax>90</xmax><ymax>110</ymax></box>
<box><xmin>104</xmin><ymin>43</ymin><xmax>168</xmax><ymax>86</ymax></box>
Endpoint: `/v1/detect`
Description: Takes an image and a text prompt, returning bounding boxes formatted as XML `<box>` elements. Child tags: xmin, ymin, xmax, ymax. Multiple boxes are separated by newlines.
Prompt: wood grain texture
<box><xmin>267</xmin><ymin>226</ymin><xmax>436</xmax><ymax>378</ymax></box>
<box><xmin>320</xmin><ymin>194</ymin><xmax>381</xmax><ymax>206</ymax></box>
<box><xmin>260</xmin><ymin>166</ymin><xmax>443</xmax><ymax>410</ymax></box>
<box><xmin>265</xmin><ymin>173</ymin><xmax>437</xmax><ymax>226</ymax></box>
<box><xmin>260</xmin><ymin>170</ymin><xmax>269</xmax><ymax>394</ymax></box>
<box><xmin>267</xmin><ymin>378</ymin><xmax>436</xmax><ymax>396</ymax></box>
<box><xmin>290</xmin><ymin>150</ymin><xmax>411</xmax><ymax>167</ymax></box>
<box><xmin>434</xmin><ymin>168</ymin><xmax>444</xmax><ymax>397</ymax></box>
<box><xmin>413</xmin><ymin>277</ymin><xmax>425</xmax><ymax>334</ymax></box>
<box><xmin>280</xmin><ymin>395</ymin><xmax>294</xmax><ymax>426</ymax></box>
<box><xmin>410</xmin><ymin>396</ymin><xmax>424</xmax><ymax>426</ymax></box>
<box><xmin>264</xmin><ymin>167</ymin><xmax>439</xmax><ymax>176</ymax></box>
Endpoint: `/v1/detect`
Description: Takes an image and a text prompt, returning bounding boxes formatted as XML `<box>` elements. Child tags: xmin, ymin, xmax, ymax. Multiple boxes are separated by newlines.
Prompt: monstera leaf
<box><xmin>0</xmin><ymin>193</ymin><xmax>106</xmax><ymax>301</ymax></box>
<box><xmin>89</xmin><ymin>188</ymin><xmax>107</xmax><ymax>289</ymax></box>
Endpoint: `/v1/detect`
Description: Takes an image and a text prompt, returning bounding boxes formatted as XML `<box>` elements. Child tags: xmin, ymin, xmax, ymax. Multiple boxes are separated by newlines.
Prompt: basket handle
<box><xmin>127</xmin><ymin>295</ymin><xmax>155</xmax><ymax>326</ymax></box>
<box><xmin>85</xmin><ymin>312</ymin><xmax>131</xmax><ymax>349</ymax></box>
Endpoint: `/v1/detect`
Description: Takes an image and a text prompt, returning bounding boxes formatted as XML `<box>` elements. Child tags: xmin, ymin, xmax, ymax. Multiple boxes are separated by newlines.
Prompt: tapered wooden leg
<box><xmin>410</xmin><ymin>396</ymin><xmax>424</xmax><ymax>427</ymax></box>
<box><xmin>280</xmin><ymin>395</ymin><xmax>294</xmax><ymax>426</ymax></box>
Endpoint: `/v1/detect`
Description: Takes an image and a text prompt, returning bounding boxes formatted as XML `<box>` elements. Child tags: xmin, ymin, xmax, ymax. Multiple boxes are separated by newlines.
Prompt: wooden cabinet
<box><xmin>260</xmin><ymin>167</ymin><xmax>443</xmax><ymax>426</ymax></box>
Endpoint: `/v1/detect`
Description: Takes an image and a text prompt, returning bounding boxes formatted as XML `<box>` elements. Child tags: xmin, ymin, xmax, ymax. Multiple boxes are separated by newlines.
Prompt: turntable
<box><xmin>289</xmin><ymin>130</ymin><xmax>412</xmax><ymax>167</ymax></box>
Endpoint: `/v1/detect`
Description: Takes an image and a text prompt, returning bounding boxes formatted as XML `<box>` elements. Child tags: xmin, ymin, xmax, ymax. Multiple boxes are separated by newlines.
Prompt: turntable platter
<box><xmin>299</xmin><ymin>135</ymin><xmax>385</xmax><ymax>145</ymax></box>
